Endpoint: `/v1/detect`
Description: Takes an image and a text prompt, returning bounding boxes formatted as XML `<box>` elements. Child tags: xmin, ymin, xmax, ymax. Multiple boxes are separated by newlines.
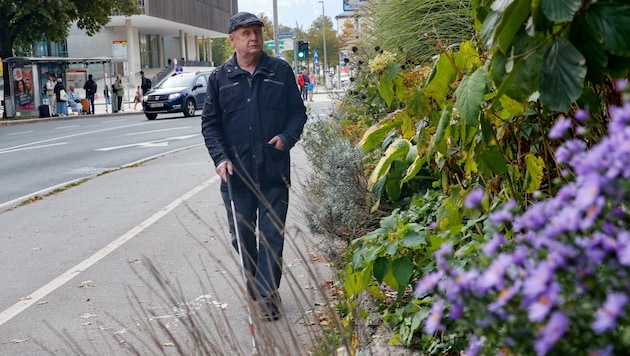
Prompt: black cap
<box><xmin>228</xmin><ymin>12</ymin><xmax>264</xmax><ymax>34</ymax></box>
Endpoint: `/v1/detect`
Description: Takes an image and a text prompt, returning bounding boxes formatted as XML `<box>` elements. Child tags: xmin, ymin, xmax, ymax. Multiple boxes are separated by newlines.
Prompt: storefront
<box><xmin>3</xmin><ymin>57</ymin><xmax>113</xmax><ymax>118</ymax></box>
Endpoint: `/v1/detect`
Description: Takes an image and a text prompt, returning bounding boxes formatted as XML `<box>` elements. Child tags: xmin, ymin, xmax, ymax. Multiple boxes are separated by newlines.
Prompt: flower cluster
<box><xmin>368</xmin><ymin>50</ymin><xmax>398</xmax><ymax>74</ymax></box>
<box><xmin>416</xmin><ymin>97</ymin><xmax>630</xmax><ymax>355</ymax></box>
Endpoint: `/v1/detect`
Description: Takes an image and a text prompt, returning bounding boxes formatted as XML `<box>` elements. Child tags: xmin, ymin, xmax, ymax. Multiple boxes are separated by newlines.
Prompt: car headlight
<box><xmin>168</xmin><ymin>93</ymin><xmax>182</xmax><ymax>100</ymax></box>
<box><xmin>142</xmin><ymin>95</ymin><xmax>148</xmax><ymax>102</ymax></box>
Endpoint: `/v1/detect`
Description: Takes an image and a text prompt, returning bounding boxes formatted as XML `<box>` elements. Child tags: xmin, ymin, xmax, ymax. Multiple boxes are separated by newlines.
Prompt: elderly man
<box><xmin>201</xmin><ymin>12</ymin><xmax>307</xmax><ymax>321</ymax></box>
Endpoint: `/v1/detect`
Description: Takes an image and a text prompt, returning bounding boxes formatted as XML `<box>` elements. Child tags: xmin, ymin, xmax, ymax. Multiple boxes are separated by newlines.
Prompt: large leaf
<box><xmin>358</xmin><ymin>113</ymin><xmax>401</xmax><ymax>152</ymax></box>
<box><xmin>385</xmin><ymin>160</ymin><xmax>406</xmax><ymax>203</ymax></box>
<box><xmin>539</xmin><ymin>37</ymin><xmax>586</xmax><ymax>112</ymax></box>
<box><xmin>373</xmin><ymin>257</ymin><xmax>388</xmax><ymax>284</ymax></box>
<box><xmin>378</xmin><ymin>65</ymin><xmax>402</xmax><ymax>107</ymax></box>
<box><xmin>392</xmin><ymin>257</ymin><xmax>414</xmax><ymax>296</ymax></box>
<box><xmin>476</xmin><ymin>143</ymin><xmax>508</xmax><ymax>175</ymax></box>
<box><xmin>584</xmin><ymin>1</ymin><xmax>630</xmax><ymax>57</ymax></box>
<box><xmin>454</xmin><ymin>64</ymin><xmax>488</xmax><ymax>127</ymax></box>
<box><xmin>524</xmin><ymin>153</ymin><xmax>545</xmax><ymax>193</ymax></box>
<box><xmin>540</xmin><ymin>0</ymin><xmax>581</xmax><ymax>22</ymax></box>
<box><xmin>495</xmin><ymin>0</ymin><xmax>531</xmax><ymax>54</ymax></box>
<box><xmin>493</xmin><ymin>31</ymin><xmax>546</xmax><ymax>103</ymax></box>
<box><xmin>368</xmin><ymin>138</ymin><xmax>411</xmax><ymax>189</ymax></box>
<box><xmin>569</xmin><ymin>14</ymin><xmax>607</xmax><ymax>82</ymax></box>
<box><xmin>402</xmin><ymin>154</ymin><xmax>428</xmax><ymax>183</ymax></box>
<box><xmin>344</xmin><ymin>265</ymin><xmax>372</xmax><ymax>299</ymax></box>
<box><xmin>425</xmin><ymin>53</ymin><xmax>458</xmax><ymax>104</ymax></box>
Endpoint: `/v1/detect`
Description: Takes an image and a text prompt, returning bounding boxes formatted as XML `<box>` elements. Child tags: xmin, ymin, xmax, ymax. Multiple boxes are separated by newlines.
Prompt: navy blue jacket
<box><xmin>201</xmin><ymin>52</ymin><xmax>307</xmax><ymax>189</ymax></box>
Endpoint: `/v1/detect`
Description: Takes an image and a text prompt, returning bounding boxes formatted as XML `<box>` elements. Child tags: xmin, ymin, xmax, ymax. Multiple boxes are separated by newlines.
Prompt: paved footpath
<box><xmin>0</xmin><ymin>141</ymin><xmax>337</xmax><ymax>355</ymax></box>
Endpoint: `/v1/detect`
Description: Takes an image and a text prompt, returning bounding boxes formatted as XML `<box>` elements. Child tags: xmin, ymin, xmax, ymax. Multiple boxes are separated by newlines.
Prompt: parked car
<box><xmin>333</xmin><ymin>73</ymin><xmax>351</xmax><ymax>89</ymax></box>
<box><xmin>143</xmin><ymin>71</ymin><xmax>212</xmax><ymax>120</ymax></box>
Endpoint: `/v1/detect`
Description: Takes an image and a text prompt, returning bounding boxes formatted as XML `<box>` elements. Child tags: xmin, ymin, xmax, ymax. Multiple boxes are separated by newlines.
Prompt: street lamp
<box><xmin>318</xmin><ymin>0</ymin><xmax>328</xmax><ymax>89</ymax></box>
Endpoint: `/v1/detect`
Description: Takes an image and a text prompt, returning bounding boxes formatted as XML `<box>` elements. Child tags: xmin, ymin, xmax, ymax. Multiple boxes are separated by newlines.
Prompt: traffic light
<box><xmin>297</xmin><ymin>40</ymin><xmax>309</xmax><ymax>59</ymax></box>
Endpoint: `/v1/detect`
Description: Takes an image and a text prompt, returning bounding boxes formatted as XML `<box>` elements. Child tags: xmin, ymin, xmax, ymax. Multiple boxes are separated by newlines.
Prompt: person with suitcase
<box><xmin>83</xmin><ymin>74</ymin><xmax>97</xmax><ymax>114</ymax></box>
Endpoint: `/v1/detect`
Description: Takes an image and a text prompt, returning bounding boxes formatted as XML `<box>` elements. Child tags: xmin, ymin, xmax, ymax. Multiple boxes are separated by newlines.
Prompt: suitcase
<box><xmin>81</xmin><ymin>98</ymin><xmax>90</xmax><ymax>113</ymax></box>
<box><xmin>39</xmin><ymin>105</ymin><xmax>50</xmax><ymax>118</ymax></box>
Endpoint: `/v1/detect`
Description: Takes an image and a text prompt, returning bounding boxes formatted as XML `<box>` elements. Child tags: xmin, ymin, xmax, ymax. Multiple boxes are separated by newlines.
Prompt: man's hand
<box><xmin>216</xmin><ymin>160</ymin><xmax>233</xmax><ymax>182</ymax></box>
<box><xmin>268</xmin><ymin>135</ymin><xmax>286</xmax><ymax>151</ymax></box>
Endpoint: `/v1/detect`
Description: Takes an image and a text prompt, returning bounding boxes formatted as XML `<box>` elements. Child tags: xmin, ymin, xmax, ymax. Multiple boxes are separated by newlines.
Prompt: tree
<box><xmin>307</xmin><ymin>15</ymin><xmax>340</xmax><ymax>70</ymax></box>
<box><xmin>0</xmin><ymin>0</ymin><xmax>139</xmax><ymax>116</ymax></box>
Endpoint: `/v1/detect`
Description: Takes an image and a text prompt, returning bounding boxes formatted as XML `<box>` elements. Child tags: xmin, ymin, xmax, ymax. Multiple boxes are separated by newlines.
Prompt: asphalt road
<box><xmin>0</xmin><ymin>93</ymin><xmax>341</xmax><ymax>355</ymax></box>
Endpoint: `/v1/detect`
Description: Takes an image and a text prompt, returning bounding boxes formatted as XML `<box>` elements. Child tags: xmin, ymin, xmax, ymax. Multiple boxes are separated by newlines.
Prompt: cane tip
<box><xmin>252</xmin><ymin>347</ymin><xmax>260</xmax><ymax>356</ymax></box>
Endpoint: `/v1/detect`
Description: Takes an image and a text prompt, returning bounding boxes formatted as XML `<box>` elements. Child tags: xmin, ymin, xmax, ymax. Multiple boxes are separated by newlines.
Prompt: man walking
<box><xmin>201</xmin><ymin>12</ymin><xmax>307</xmax><ymax>321</ymax></box>
<box><xmin>140</xmin><ymin>71</ymin><xmax>151</xmax><ymax>95</ymax></box>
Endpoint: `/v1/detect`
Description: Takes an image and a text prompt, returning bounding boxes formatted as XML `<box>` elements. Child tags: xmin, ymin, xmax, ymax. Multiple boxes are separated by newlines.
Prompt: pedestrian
<box><xmin>53</xmin><ymin>77</ymin><xmax>68</xmax><ymax>117</ymax></box>
<box><xmin>112</xmin><ymin>74</ymin><xmax>125</xmax><ymax>112</ymax></box>
<box><xmin>300</xmin><ymin>69</ymin><xmax>310</xmax><ymax>101</ymax></box>
<box><xmin>201</xmin><ymin>12</ymin><xmax>307</xmax><ymax>322</ymax></box>
<box><xmin>83</xmin><ymin>74</ymin><xmax>97</xmax><ymax>114</ymax></box>
<box><xmin>133</xmin><ymin>85</ymin><xmax>142</xmax><ymax>110</ymax></box>
<box><xmin>308</xmin><ymin>72</ymin><xmax>315</xmax><ymax>102</ymax></box>
<box><xmin>46</xmin><ymin>74</ymin><xmax>57</xmax><ymax>116</ymax></box>
<box><xmin>140</xmin><ymin>70</ymin><xmax>151</xmax><ymax>95</ymax></box>
<box><xmin>67</xmin><ymin>85</ymin><xmax>83</xmax><ymax>114</ymax></box>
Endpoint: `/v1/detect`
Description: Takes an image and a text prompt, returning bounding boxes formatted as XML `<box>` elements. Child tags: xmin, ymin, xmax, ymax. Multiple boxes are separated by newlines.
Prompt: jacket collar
<box><xmin>226</xmin><ymin>51</ymin><xmax>275</xmax><ymax>78</ymax></box>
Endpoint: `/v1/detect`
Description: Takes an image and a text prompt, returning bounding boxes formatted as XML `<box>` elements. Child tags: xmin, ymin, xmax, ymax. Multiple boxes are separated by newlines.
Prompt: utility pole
<box><xmin>273</xmin><ymin>0</ymin><xmax>279</xmax><ymax>57</ymax></box>
<box><xmin>319</xmin><ymin>0</ymin><xmax>328</xmax><ymax>89</ymax></box>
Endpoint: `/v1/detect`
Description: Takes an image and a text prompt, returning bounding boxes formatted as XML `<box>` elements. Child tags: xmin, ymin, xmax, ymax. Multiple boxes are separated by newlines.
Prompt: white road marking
<box><xmin>0</xmin><ymin>175</ymin><xmax>220</xmax><ymax>327</ymax></box>
<box><xmin>55</xmin><ymin>125</ymin><xmax>79</xmax><ymax>130</ymax></box>
<box><xmin>0</xmin><ymin>122</ymin><xmax>150</xmax><ymax>153</ymax></box>
<box><xmin>0</xmin><ymin>142</ymin><xmax>67</xmax><ymax>154</ymax></box>
<box><xmin>125</xmin><ymin>126</ymin><xmax>192</xmax><ymax>136</ymax></box>
<box><xmin>7</xmin><ymin>131</ymin><xmax>34</xmax><ymax>136</ymax></box>
<box><xmin>95</xmin><ymin>134</ymin><xmax>199</xmax><ymax>151</ymax></box>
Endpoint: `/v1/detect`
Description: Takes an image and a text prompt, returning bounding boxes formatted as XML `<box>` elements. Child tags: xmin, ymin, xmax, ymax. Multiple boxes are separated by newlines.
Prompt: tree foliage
<box><xmin>0</xmin><ymin>0</ymin><xmax>139</xmax><ymax>112</ymax></box>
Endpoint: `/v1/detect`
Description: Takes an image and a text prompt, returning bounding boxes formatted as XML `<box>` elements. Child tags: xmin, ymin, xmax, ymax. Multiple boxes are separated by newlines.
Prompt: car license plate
<box><xmin>149</xmin><ymin>103</ymin><xmax>164</xmax><ymax>108</ymax></box>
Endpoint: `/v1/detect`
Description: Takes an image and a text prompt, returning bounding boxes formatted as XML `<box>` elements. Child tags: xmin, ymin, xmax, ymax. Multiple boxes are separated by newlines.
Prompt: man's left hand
<box><xmin>268</xmin><ymin>136</ymin><xmax>285</xmax><ymax>151</ymax></box>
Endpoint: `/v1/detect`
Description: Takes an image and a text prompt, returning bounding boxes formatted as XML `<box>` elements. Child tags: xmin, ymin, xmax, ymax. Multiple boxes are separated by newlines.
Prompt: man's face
<box><xmin>230</xmin><ymin>25</ymin><xmax>263</xmax><ymax>57</ymax></box>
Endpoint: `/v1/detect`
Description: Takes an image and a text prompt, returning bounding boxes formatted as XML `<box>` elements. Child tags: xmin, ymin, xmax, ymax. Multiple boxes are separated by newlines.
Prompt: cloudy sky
<box><xmin>237</xmin><ymin>0</ymin><xmax>346</xmax><ymax>31</ymax></box>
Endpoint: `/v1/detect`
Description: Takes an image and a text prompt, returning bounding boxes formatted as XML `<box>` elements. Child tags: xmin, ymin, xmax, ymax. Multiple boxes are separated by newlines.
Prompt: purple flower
<box><xmin>464</xmin><ymin>335</ymin><xmax>485</xmax><ymax>356</ymax></box>
<box><xmin>415</xmin><ymin>271</ymin><xmax>443</xmax><ymax>296</ymax></box>
<box><xmin>588</xmin><ymin>345</ymin><xmax>613</xmax><ymax>356</ymax></box>
<box><xmin>478</xmin><ymin>253</ymin><xmax>513</xmax><ymax>291</ymax></box>
<box><xmin>489</xmin><ymin>200</ymin><xmax>517</xmax><ymax>226</ymax></box>
<box><xmin>549</xmin><ymin>117</ymin><xmax>573</xmax><ymax>139</ymax></box>
<box><xmin>592</xmin><ymin>292</ymin><xmax>628</xmax><ymax>333</ymax></box>
<box><xmin>615</xmin><ymin>78</ymin><xmax>627</xmax><ymax>91</ymax></box>
<box><xmin>575</xmin><ymin>109</ymin><xmax>589</xmax><ymax>123</ymax></box>
<box><xmin>482</xmin><ymin>233</ymin><xmax>506</xmax><ymax>256</ymax></box>
<box><xmin>464</xmin><ymin>188</ymin><xmax>485</xmax><ymax>208</ymax></box>
<box><xmin>527</xmin><ymin>282</ymin><xmax>560</xmax><ymax>322</ymax></box>
<box><xmin>534</xmin><ymin>311</ymin><xmax>569</xmax><ymax>356</ymax></box>
<box><xmin>488</xmin><ymin>281</ymin><xmax>521</xmax><ymax>312</ymax></box>
<box><xmin>523</xmin><ymin>262</ymin><xmax>554</xmax><ymax>299</ymax></box>
<box><xmin>424</xmin><ymin>299</ymin><xmax>445</xmax><ymax>334</ymax></box>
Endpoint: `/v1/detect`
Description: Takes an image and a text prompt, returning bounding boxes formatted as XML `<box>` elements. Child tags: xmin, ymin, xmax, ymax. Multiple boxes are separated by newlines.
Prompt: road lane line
<box><xmin>7</xmin><ymin>131</ymin><xmax>34</xmax><ymax>136</ymax></box>
<box><xmin>125</xmin><ymin>126</ymin><xmax>192</xmax><ymax>136</ymax></box>
<box><xmin>0</xmin><ymin>142</ymin><xmax>67</xmax><ymax>154</ymax></box>
<box><xmin>0</xmin><ymin>174</ymin><xmax>220</xmax><ymax>327</ymax></box>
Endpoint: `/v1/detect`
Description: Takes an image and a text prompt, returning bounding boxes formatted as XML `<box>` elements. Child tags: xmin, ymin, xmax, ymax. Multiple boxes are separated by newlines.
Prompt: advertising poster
<box><xmin>39</xmin><ymin>64</ymin><xmax>63</xmax><ymax>101</ymax></box>
<box><xmin>13</xmin><ymin>65</ymin><xmax>35</xmax><ymax>110</ymax></box>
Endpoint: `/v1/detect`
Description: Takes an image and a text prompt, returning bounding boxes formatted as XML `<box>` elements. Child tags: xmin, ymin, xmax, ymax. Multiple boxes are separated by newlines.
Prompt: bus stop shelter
<box><xmin>3</xmin><ymin>57</ymin><xmax>113</xmax><ymax>118</ymax></box>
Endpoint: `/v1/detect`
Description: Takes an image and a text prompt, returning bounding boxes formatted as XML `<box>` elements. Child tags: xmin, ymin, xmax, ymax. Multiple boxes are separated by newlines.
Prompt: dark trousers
<box><xmin>221</xmin><ymin>184</ymin><xmax>289</xmax><ymax>301</ymax></box>
<box><xmin>301</xmin><ymin>85</ymin><xmax>308</xmax><ymax>100</ymax></box>
<box><xmin>116</xmin><ymin>96</ymin><xmax>123</xmax><ymax>112</ymax></box>
<box><xmin>86</xmin><ymin>95</ymin><xmax>95</xmax><ymax>114</ymax></box>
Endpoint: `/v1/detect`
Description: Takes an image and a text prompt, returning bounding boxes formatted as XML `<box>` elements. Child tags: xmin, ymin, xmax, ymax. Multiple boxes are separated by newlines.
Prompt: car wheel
<box><xmin>183</xmin><ymin>98</ymin><xmax>196</xmax><ymax>117</ymax></box>
<box><xmin>145</xmin><ymin>113</ymin><xmax>158</xmax><ymax>120</ymax></box>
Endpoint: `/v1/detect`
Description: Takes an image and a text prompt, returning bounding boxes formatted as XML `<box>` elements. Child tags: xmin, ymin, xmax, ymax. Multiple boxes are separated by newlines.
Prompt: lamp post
<box><xmin>318</xmin><ymin>0</ymin><xmax>328</xmax><ymax>89</ymax></box>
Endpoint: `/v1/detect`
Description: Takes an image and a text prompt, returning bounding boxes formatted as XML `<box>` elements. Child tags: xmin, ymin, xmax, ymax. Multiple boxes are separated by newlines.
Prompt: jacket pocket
<box><xmin>219</xmin><ymin>82</ymin><xmax>243</xmax><ymax>116</ymax></box>
<box><xmin>262</xmin><ymin>144</ymin><xmax>290</xmax><ymax>186</ymax></box>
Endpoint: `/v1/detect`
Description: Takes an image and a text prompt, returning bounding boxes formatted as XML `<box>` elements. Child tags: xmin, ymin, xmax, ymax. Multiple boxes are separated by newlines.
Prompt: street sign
<box><xmin>277</xmin><ymin>33</ymin><xmax>294</xmax><ymax>39</ymax></box>
<box><xmin>313</xmin><ymin>50</ymin><xmax>319</xmax><ymax>64</ymax></box>
<box><xmin>263</xmin><ymin>40</ymin><xmax>293</xmax><ymax>51</ymax></box>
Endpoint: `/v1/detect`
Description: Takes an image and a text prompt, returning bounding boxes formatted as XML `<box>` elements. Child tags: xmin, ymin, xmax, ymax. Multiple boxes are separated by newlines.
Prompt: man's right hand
<box><xmin>216</xmin><ymin>160</ymin><xmax>233</xmax><ymax>182</ymax></box>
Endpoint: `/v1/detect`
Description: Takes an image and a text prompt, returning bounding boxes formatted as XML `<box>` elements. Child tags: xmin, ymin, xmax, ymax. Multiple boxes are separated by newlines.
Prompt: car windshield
<box><xmin>156</xmin><ymin>75</ymin><xmax>195</xmax><ymax>89</ymax></box>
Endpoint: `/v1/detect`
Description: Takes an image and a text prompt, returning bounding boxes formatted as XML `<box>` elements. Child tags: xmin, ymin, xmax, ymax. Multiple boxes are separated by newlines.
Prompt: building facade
<box><xmin>67</xmin><ymin>0</ymin><xmax>237</xmax><ymax>84</ymax></box>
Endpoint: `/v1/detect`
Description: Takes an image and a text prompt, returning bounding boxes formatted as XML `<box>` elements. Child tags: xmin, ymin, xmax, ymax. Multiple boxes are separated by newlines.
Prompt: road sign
<box><xmin>263</xmin><ymin>40</ymin><xmax>293</xmax><ymax>51</ymax></box>
<box><xmin>277</xmin><ymin>33</ymin><xmax>294</xmax><ymax>39</ymax></box>
<box><xmin>313</xmin><ymin>50</ymin><xmax>319</xmax><ymax>64</ymax></box>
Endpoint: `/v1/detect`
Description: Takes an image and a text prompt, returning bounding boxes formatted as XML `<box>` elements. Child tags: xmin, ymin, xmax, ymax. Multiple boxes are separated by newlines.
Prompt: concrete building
<box><xmin>66</xmin><ymin>0</ymin><xmax>237</xmax><ymax>86</ymax></box>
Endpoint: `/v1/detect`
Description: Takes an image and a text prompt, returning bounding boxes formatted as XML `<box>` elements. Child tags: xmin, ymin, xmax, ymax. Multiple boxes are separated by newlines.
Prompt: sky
<box><xmin>237</xmin><ymin>0</ymin><xmax>346</xmax><ymax>32</ymax></box>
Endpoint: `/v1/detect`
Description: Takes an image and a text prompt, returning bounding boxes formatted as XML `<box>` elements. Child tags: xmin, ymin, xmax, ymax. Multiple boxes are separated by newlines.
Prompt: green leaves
<box><xmin>540</xmin><ymin>0</ymin><xmax>581</xmax><ymax>22</ymax></box>
<box><xmin>539</xmin><ymin>37</ymin><xmax>586</xmax><ymax>112</ymax></box>
<box><xmin>454</xmin><ymin>64</ymin><xmax>488</xmax><ymax>127</ymax></box>
<box><xmin>584</xmin><ymin>2</ymin><xmax>630</xmax><ymax>57</ymax></box>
